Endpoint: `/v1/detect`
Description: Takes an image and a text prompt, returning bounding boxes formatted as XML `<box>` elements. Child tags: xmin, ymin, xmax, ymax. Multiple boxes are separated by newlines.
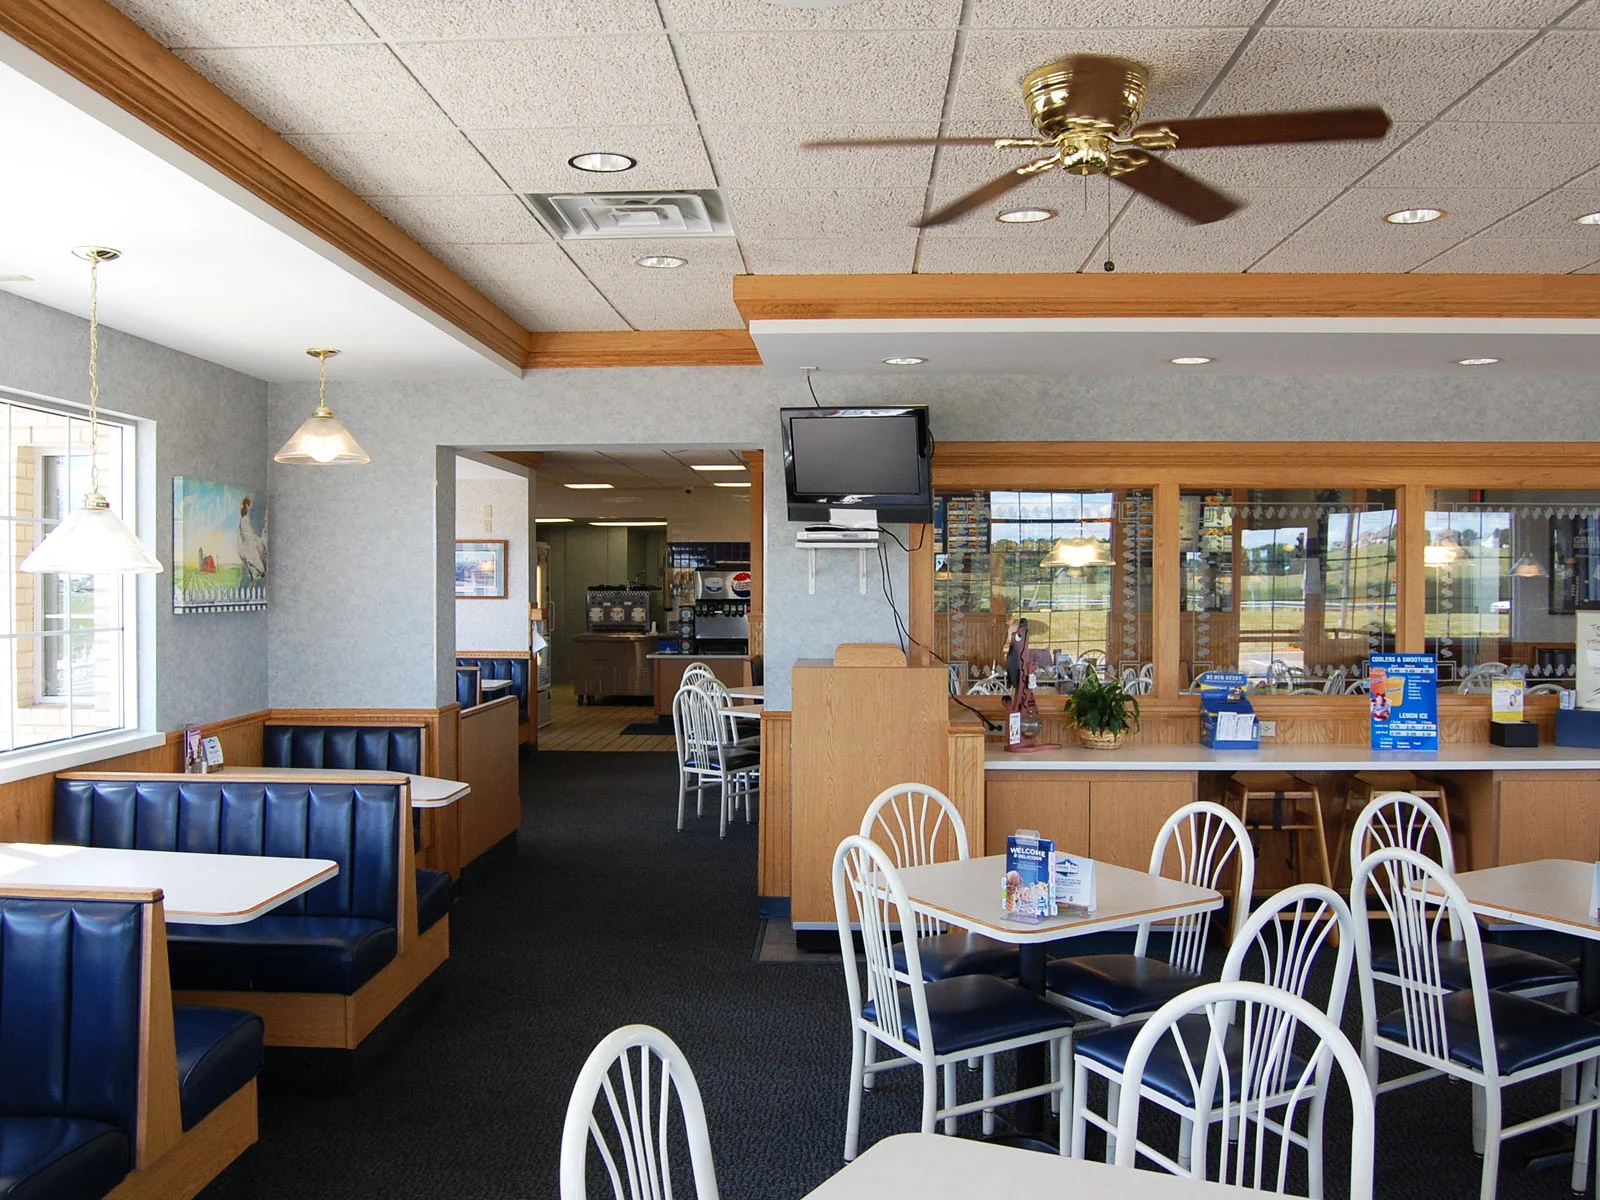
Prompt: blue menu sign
<box><xmin>1369</xmin><ymin>653</ymin><xmax>1438</xmax><ymax>751</ymax></box>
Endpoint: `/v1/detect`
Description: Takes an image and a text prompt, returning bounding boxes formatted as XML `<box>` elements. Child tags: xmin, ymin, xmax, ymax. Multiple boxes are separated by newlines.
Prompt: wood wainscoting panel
<box><xmin>758</xmin><ymin>710</ymin><xmax>792</xmax><ymax>901</ymax></box>
<box><xmin>985</xmin><ymin>772</ymin><xmax>1090</xmax><ymax>858</ymax></box>
<box><xmin>1494</xmin><ymin>772</ymin><xmax>1600</xmax><ymax>866</ymax></box>
<box><xmin>457</xmin><ymin>696</ymin><xmax>520</xmax><ymax>867</ymax></box>
<box><xmin>947</xmin><ymin>709</ymin><xmax>988</xmax><ymax>855</ymax></box>
<box><xmin>1088</xmin><ymin>775</ymin><xmax>1199</xmax><ymax>872</ymax></box>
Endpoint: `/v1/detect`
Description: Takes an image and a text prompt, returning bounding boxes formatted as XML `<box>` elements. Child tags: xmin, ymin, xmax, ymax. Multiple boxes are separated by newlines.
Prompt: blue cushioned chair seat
<box><xmin>1372</xmin><ymin>941</ymin><xmax>1575</xmax><ymax>995</ymax></box>
<box><xmin>1045</xmin><ymin>954</ymin><xmax>1204</xmax><ymax>1019</ymax></box>
<box><xmin>862</xmin><ymin>974</ymin><xmax>1074</xmax><ymax>1055</ymax></box>
<box><xmin>416</xmin><ymin>869</ymin><xmax>453</xmax><ymax>934</ymax></box>
<box><xmin>0</xmin><ymin>1116</ymin><xmax>128</xmax><ymax>1200</ymax></box>
<box><xmin>722</xmin><ymin>749</ymin><xmax>759</xmax><ymax>771</ymax></box>
<box><xmin>172</xmin><ymin>1007</ymin><xmax>263</xmax><ymax>1132</ymax></box>
<box><xmin>167</xmin><ymin>917</ymin><xmax>396</xmax><ymax>995</ymax></box>
<box><xmin>1076</xmin><ymin>1014</ymin><xmax>1310</xmax><ymax>1106</ymax></box>
<box><xmin>1377</xmin><ymin>990</ymin><xmax>1600</xmax><ymax>1075</ymax></box>
<box><xmin>893</xmin><ymin>932</ymin><xmax>1019</xmax><ymax>982</ymax></box>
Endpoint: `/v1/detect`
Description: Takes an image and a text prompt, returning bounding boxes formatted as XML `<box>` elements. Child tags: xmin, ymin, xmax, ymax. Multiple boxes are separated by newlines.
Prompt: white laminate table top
<box><xmin>724</xmin><ymin>684</ymin><xmax>763</xmax><ymax>701</ymax></box>
<box><xmin>896</xmin><ymin>855</ymin><xmax>1221</xmax><ymax>945</ymax></box>
<box><xmin>479</xmin><ymin>678</ymin><xmax>513</xmax><ymax>692</ymax></box>
<box><xmin>987</xmin><ymin>742</ymin><xmax>1600</xmax><ymax>773</ymax></box>
<box><xmin>212</xmin><ymin>766</ymin><xmax>469</xmax><ymax>808</ymax></box>
<box><xmin>1448</xmin><ymin>859</ymin><xmax>1600</xmax><ymax>941</ymax></box>
<box><xmin>0</xmin><ymin>842</ymin><xmax>337</xmax><ymax>926</ymax></box>
<box><xmin>803</xmin><ymin>1133</ymin><xmax>1259</xmax><ymax>1198</ymax></box>
<box><xmin>718</xmin><ymin>704</ymin><xmax>763</xmax><ymax>720</ymax></box>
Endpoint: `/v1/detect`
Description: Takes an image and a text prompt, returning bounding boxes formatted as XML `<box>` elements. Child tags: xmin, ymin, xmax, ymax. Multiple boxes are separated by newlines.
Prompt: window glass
<box><xmin>1180</xmin><ymin>489</ymin><xmax>1398</xmax><ymax>693</ymax></box>
<box><xmin>1425</xmin><ymin>490</ymin><xmax>1600</xmax><ymax>693</ymax></box>
<box><xmin>934</xmin><ymin>490</ymin><xmax>1154</xmax><ymax>694</ymax></box>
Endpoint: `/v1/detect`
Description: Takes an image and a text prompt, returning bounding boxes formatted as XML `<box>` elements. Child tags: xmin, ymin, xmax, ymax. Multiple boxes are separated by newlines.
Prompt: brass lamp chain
<box><xmin>86</xmin><ymin>252</ymin><xmax>102</xmax><ymax>500</ymax></box>
<box><xmin>317</xmin><ymin>350</ymin><xmax>329</xmax><ymax>414</ymax></box>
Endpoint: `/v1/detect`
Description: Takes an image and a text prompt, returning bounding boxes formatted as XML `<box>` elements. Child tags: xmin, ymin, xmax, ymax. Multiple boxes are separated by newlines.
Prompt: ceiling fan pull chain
<box><xmin>1104</xmin><ymin>175</ymin><xmax>1116</xmax><ymax>272</ymax></box>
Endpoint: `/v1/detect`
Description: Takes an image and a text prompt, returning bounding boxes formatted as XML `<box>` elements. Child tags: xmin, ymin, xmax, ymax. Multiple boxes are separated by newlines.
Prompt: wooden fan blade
<box><xmin>915</xmin><ymin>159</ymin><xmax>1056</xmax><ymax>228</ymax></box>
<box><xmin>1116</xmin><ymin>155</ymin><xmax>1240</xmax><ymax>224</ymax></box>
<box><xmin>802</xmin><ymin>137</ymin><xmax>1033</xmax><ymax>149</ymax></box>
<box><xmin>1133</xmin><ymin>106</ymin><xmax>1391</xmax><ymax>149</ymax></box>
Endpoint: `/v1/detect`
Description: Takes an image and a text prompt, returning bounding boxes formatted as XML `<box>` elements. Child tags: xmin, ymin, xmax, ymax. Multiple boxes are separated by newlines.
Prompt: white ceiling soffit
<box><xmin>0</xmin><ymin>42</ymin><xmax>515</xmax><ymax>382</ymax></box>
<box><xmin>749</xmin><ymin>317</ymin><xmax>1600</xmax><ymax>375</ymax></box>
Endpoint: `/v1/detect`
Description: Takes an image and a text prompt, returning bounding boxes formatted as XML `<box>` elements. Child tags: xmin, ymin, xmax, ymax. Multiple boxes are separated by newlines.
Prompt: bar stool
<box><xmin>1222</xmin><ymin>772</ymin><xmax>1333</xmax><ymax>910</ymax></box>
<box><xmin>1336</xmin><ymin>770</ymin><xmax>1461</xmax><ymax>882</ymax></box>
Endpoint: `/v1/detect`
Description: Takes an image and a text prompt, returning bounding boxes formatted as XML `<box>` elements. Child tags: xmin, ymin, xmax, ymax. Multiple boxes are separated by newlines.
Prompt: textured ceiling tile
<box><xmin>665</xmin><ymin>0</ymin><xmax>960</xmax><ymax>30</ymax></box>
<box><xmin>1451</xmin><ymin>33</ymin><xmax>1600</xmax><ymax>123</ymax></box>
<box><xmin>425</xmin><ymin>241</ymin><xmax>587</xmax><ymax>284</ymax></box>
<box><xmin>1250</xmin><ymin>237</ymin><xmax>1442</xmax><ymax>272</ymax></box>
<box><xmin>475</xmin><ymin>279</ymin><xmax>629</xmax><ymax>331</ymax></box>
<box><xmin>1421</xmin><ymin>236</ymin><xmax>1600</xmax><ymax>272</ymax></box>
<box><xmin>591</xmin><ymin>276</ymin><xmax>745</xmax><ymax>330</ymax></box>
<box><xmin>1564</xmin><ymin>1</ymin><xmax>1600</xmax><ymax>26</ymax></box>
<box><xmin>354</xmin><ymin>0</ymin><xmax>661</xmax><ymax>38</ymax></box>
<box><xmin>365</xmin><ymin>194</ymin><xmax>548</xmax><ymax>244</ymax></box>
<box><xmin>1200</xmin><ymin>28</ymin><xmax>1531</xmax><ymax>123</ymax></box>
<box><xmin>952</xmin><ymin>29</ymin><xmax>1247</xmax><ymax>133</ymax></box>
<box><xmin>676</xmin><ymin>31</ymin><xmax>957</xmax><ymax>124</ymax></box>
<box><xmin>108</xmin><ymin>0</ymin><xmax>376</xmax><ymax>48</ymax></box>
<box><xmin>740</xmin><ymin>236</ymin><xmax>918</xmax><ymax>273</ymax></box>
<box><xmin>919</xmin><ymin>184</ymin><xmax>1110</xmax><ymax>237</ymax></box>
<box><xmin>563</xmin><ymin>237</ymin><xmax>745</xmax><ymax>276</ymax></box>
<box><xmin>1144</xmin><ymin>122</ymin><xmax>1423</xmax><ymax>192</ymax></box>
<box><xmin>1114</xmin><ymin>187</ymin><xmax>1334</xmax><ymax>241</ymax></box>
<box><xmin>918</xmin><ymin>235</ymin><xmax>1103</xmax><ymax>272</ymax></box>
<box><xmin>469</xmin><ymin>126</ymin><xmax>715</xmax><ymax>192</ymax></box>
<box><xmin>974</xmin><ymin>0</ymin><xmax>1263</xmax><ymax>25</ymax></box>
<box><xmin>287</xmin><ymin>130</ymin><xmax>506</xmax><ymax>194</ymax></box>
<box><xmin>1096</xmin><ymin>234</ymin><xmax>1281</xmax><ymax>272</ymax></box>
<box><xmin>1363</xmin><ymin>121</ymin><xmax>1600</xmax><ymax>188</ymax></box>
<box><xmin>177</xmin><ymin>45</ymin><xmax>451</xmax><ymax>134</ymax></box>
<box><xmin>1574</xmin><ymin>257</ymin><xmax>1600</xmax><ymax>271</ymax></box>
<box><xmin>1281</xmin><ymin>187</ymin><xmax>1545</xmax><ymax>254</ymax></box>
<box><xmin>394</xmin><ymin>36</ymin><xmax>693</xmax><ymax>128</ymax></box>
<box><xmin>1480</xmin><ymin>185</ymin><xmax>1600</xmax><ymax>239</ymax></box>
<box><xmin>1270</xmin><ymin>0</ymin><xmax>1569</xmax><ymax>26</ymax></box>
<box><xmin>703</xmin><ymin>123</ymin><xmax>940</xmax><ymax>190</ymax></box>
<box><xmin>727</xmin><ymin>187</ymin><xmax>927</xmax><ymax>239</ymax></box>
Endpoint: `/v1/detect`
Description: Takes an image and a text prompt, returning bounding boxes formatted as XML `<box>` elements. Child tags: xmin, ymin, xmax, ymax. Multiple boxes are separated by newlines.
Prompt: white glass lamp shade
<box><xmin>274</xmin><ymin>407</ymin><xmax>370</xmax><ymax>465</ymax></box>
<box><xmin>1041</xmin><ymin>536</ymin><xmax>1105</xmax><ymax>569</ymax></box>
<box><xmin>1510</xmin><ymin>553</ymin><xmax>1547</xmax><ymax>578</ymax></box>
<box><xmin>22</xmin><ymin>494</ymin><xmax>162</xmax><ymax>574</ymax></box>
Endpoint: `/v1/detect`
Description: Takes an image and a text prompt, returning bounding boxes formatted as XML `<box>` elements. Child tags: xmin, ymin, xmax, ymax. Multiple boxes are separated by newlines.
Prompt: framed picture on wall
<box><xmin>173</xmin><ymin>476</ymin><xmax>267</xmax><ymax>614</ymax></box>
<box><xmin>455</xmin><ymin>539</ymin><xmax>508</xmax><ymax>599</ymax></box>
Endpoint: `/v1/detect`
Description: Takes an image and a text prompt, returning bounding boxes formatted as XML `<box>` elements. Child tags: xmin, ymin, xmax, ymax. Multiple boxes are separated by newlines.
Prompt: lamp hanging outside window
<box><xmin>1041</xmin><ymin>536</ymin><xmax>1106</xmax><ymax>570</ymax></box>
<box><xmin>22</xmin><ymin>247</ymin><xmax>163</xmax><ymax>576</ymax></box>
<box><xmin>274</xmin><ymin>348</ymin><xmax>369</xmax><ymax>465</ymax></box>
<box><xmin>1510</xmin><ymin>553</ymin><xmax>1546</xmax><ymax>578</ymax></box>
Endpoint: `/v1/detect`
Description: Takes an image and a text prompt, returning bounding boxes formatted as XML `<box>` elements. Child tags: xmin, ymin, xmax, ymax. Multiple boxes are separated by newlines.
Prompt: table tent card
<box><xmin>1491</xmin><ymin>677</ymin><xmax>1525</xmax><ymax>723</ymax></box>
<box><xmin>1003</xmin><ymin>830</ymin><xmax>1057</xmax><ymax>923</ymax></box>
<box><xmin>1053</xmin><ymin>853</ymin><xmax>1097</xmax><ymax>914</ymax></box>
<box><xmin>1369</xmin><ymin>654</ymin><xmax>1439</xmax><ymax>752</ymax></box>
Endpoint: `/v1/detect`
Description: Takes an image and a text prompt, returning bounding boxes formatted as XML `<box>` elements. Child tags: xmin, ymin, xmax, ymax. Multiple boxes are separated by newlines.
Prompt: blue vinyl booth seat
<box><xmin>455</xmin><ymin>656</ymin><xmax>530</xmax><ymax>722</ymax></box>
<box><xmin>456</xmin><ymin>666</ymin><xmax>480</xmax><ymax>710</ymax></box>
<box><xmin>0</xmin><ymin>895</ymin><xmax>263</xmax><ymax>1200</ymax></box>
<box><xmin>54</xmin><ymin>776</ymin><xmax>405</xmax><ymax>996</ymax></box>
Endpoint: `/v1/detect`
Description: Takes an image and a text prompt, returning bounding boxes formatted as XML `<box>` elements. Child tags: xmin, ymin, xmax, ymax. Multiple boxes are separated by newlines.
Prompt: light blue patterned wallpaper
<box><xmin>0</xmin><ymin>290</ymin><xmax>269</xmax><ymax>728</ymax></box>
<box><xmin>266</xmin><ymin>367</ymin><xmax>1600</xmax><ymax>712</ymax></box>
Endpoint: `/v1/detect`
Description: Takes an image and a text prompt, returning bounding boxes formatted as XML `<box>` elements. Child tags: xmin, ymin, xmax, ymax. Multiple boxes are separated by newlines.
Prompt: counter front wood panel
<box><xmin>1088</xmin><ymin>776</ymin><xmax>1199</xmax><ymax>872</ymax></box>
<box><xmin>986</xmin><ymin>772</ymin><xmax>1089</xmax><ymax>857</ymax></box>
<box><xmin>1495</xmin><ymin>773</ymin><xmax>1600</xmax><ymax>866</ymax></box>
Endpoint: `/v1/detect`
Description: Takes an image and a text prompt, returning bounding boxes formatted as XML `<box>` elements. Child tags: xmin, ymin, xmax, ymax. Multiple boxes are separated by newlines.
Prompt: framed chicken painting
<box><xmin>172</xmin><ymin>476</ymin><xmax>268</xmax><ymax>614</ymax></box>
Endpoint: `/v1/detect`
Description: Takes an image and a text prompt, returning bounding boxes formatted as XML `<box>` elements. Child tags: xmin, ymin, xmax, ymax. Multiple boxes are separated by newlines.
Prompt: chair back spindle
<box><xmin>859</xmin><ymin>784</ymin><xmax>969</xmax><ymax>938</ymax></box>
<box><xmin>1143</xmin><ymin>801</ymin><xmax>1255</xmax><ymax>972</ymax></box>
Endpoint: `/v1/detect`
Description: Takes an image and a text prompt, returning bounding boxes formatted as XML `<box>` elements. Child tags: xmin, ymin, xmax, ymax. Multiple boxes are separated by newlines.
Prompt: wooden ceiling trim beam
<box><xmin>734</xmin><ymin>273</ymin><xmax>1600</xmax><ymax>322</ymax></box>
<box><xmin>1</xmin><ymin>0</ymin><xmax>531</xmax><ymax>369</ymax></box>
<box><xmin>525</xmin><ymin>330</ymin><xmax>760</xmax><ymax>369</ymax></box>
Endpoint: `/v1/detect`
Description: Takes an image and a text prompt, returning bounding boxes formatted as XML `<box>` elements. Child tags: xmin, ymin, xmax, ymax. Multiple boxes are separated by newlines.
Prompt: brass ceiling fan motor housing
<box><xmin>1023</xmin><ymin>56</ymin><xmax>1152</xmax><ymax>176</ymax></box>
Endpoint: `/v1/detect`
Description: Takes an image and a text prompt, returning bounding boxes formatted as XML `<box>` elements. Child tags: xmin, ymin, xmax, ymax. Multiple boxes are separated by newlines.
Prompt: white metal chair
<box><xmin>681</xmin><ymin>661</ymin><xmax>716</xmax><ymax>686</ymax></box>
<box><xmin>1045</xmin><ymin>801</ymin><xmax>1255</xmax><ymax>1028</ymax></box>
<box><xmin>560</xmin><ymin>1023</ymin><xmax>719</xmax><ymax>1200</ymax></box>
<box><xmin>1113</xmin><ymin>981</ymin><xmax>1376</xmax><ymax>1200</ymax></box>
<box><xmin>672</xmin><ymin>683</ymin><xmax>757</xmax><ymax>837</ymax></box>
<box><xmin>1457</xmin><ymin>662</ymin><xmax>1510</xmax><ymax>694</ymax></box>
<box><xmin>1073</xmin><ymin>884</ymin><xmax>1355</xmax><ymax>1192</ymax></box>
<box><xmin>1352</xmin><ymin>846</ymin><xmax>1600</xmax><ymax>1200</ymax></box>
<box><xmin>1320</xmin><ymin>667</ymin><xmax>1347</xmax><ymax>695</ymax></box>
<box><xmin>832</xmin><ymin>835</ymin><xmax>1076</xmax><ymax>1160</ymax></box>
<box><xmin>695</xmin><ymin>675</ymin><xmax>759</xmax><ymax>751</ymax></box>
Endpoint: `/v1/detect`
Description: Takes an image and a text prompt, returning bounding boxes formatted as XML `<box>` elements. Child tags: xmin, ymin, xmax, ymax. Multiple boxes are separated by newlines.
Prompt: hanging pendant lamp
<box><xmin>274</xmin><ymin>348</ymin><xmax>370</xmax><ymax>465</ymax></box>
<box><xmin>22</xmin><ymin>247</ymin><xmax>163</xmax><ymax>576</ymax></box>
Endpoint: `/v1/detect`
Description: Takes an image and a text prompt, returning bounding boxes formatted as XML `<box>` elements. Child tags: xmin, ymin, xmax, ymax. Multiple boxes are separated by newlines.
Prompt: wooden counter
<box><xmin>648</xmin><ymin>653</ymin><xmax>750</xmax><ymax>716</ymax></box>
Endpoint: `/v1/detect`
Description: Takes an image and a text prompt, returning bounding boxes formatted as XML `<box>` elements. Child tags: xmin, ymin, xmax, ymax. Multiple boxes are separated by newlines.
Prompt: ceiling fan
<box><xmin>805</xmin><ymin>55</ymin><xmax>1391</xmax><ymax>227</ymax></box>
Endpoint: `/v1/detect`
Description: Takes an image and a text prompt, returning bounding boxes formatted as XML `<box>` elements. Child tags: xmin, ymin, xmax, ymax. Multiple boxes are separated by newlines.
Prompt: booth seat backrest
<box><xmin>263</xmin><ymin>724</ymin><xmax>424</xmax><ymax>775</ymax></box>
<box><xmin>456</xmin><ymin>667</ymin><xmax>480</xmax><ymax>711</ymax></box>
<box><xmin>0</xmin><ymin>895</ymin><xmax>143</xmax><ymax>1143</ymax></box>
<box><xmin>456</xmin><ymin>657</ymin><xmax>529</xmax><ymax>718</ymax></box>
<box><xmin>54</xmin><ymin>778</ymin><xmax>402</xmax><ymax>925</ymax></box>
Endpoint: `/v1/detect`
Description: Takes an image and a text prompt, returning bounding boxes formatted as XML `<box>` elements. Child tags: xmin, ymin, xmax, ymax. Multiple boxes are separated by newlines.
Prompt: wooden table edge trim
<box><xmin>904</xmin><ymin>892</ymin><xmax>1223</xmax><ymax>942</ymax></box>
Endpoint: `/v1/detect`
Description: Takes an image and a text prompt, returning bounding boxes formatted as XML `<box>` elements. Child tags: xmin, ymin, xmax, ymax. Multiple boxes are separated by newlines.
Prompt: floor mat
<box><xmin>621</xmin><ymin>719</ymin><xmax>673</xmax><ymax>735</ymax></box>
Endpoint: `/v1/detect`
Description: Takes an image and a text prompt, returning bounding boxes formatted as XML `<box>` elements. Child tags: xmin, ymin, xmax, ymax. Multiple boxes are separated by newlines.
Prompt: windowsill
<box><xmin>0</xmin><ymin>729</ymin><xmax>166</xmax><ymax>786</ymax></box>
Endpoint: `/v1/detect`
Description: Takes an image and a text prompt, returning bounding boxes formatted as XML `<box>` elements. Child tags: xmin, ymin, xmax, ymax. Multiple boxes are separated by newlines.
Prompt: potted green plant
<box><xmin>1064</xmin><ymin>665</ymin><xmax>1140</xmax><ymax>750</ymax></box>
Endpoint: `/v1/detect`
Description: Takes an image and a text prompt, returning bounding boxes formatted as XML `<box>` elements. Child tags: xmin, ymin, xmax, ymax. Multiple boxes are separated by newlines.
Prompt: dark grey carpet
<box><xmin>197</xmin><ymin>750</ymin><xmax>1588</xmax><ymax>1200</ymax></box>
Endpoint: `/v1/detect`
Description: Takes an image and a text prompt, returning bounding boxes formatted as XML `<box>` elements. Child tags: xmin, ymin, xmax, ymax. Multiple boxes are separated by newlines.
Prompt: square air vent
<box><xmin>524</xmin><ymin>189</ymin><xmax>731</xmax><ymax>240</ymax></box>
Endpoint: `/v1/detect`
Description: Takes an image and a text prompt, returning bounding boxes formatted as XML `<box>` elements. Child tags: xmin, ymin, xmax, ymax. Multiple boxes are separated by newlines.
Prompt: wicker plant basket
<box><xmin>1077</xmin><ymin>727</ymin><xmax>1127</xmax><ymax>751</ymax></box>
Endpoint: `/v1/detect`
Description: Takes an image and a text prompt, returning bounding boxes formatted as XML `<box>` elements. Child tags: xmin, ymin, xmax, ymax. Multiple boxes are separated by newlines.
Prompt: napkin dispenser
<box><xmin>1198</xmin><ymin>671</ymin><xmax>1260</xmax><ymax>750</ymax></box>
<box><xmin>1556</xmin><ymin>708</ymin><xmax>1600</xmax><ymax>749</ymax></box>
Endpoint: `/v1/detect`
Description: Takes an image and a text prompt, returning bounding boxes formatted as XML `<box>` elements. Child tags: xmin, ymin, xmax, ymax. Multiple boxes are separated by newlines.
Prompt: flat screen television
<box><xmin>780</xmin><ymin>406</ymin><xmax>933</xmax><ymax>524</ymax></box>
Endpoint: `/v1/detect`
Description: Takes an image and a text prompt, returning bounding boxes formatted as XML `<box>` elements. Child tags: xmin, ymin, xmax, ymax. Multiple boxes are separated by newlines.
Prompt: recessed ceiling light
<box><xmin>1456</xmin><ymin>357</ymin><xmax>1500</xmax><ymax>366</ymax></box>
<box><xmin>714</xmin><ymin>481</ymin><xmax>752</xmax><ymax>488</ymax></box>
<box><xmin>1170</xmin><ymin>356</ymin><xmax>1213</xmax><ymax>366</ymax></box>
<box><xmin>635</xmin><ymin>254</ymin><xmax>688</xmax><ymax>269</ymax></box>
<box><xmin>590</xmin><ymin>520</ymin><xmax>668</xmax><ymax>527</ymax></box>
<box><xmin>1576</xmin><ymin>212</ymin><xmax>1600</xmax><ymax>225</ymax></box>
<box><xmin>689</xmin><ymin>464</ymin><xmax>745</xmax><ymax>472</ymax></box>
<box><xmin>534</xmin><ymin>517</ymin><xmax>574</xmax><ymax>524</ymax></box>
<box><xmin>882</xmin><ymin>357</ymin><xmax>926</xmax><ymax>366</ymax></box>
<box><xmin>996</xmin><ymin>207</ymin><xmax>1056</xmax><ymax>224</ymax></box>
<box><xmin>0</xmin><ymin>274</ymin><xmax>33</xmax><ymax>283</ymax></box>
<box><xmin>1383</xmin><ymin>208</ymin><xmax>1445</xmax><ymax>225</ymax></box>
<box><xmin>568</xmin><ymin>152</ymin><xmax>636</xmax><ymax>173</ymax></box>
<box><xmin>564</xmin><ymin>482</ymin><xmax>614</xmax><ymax>490</ymax></box>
